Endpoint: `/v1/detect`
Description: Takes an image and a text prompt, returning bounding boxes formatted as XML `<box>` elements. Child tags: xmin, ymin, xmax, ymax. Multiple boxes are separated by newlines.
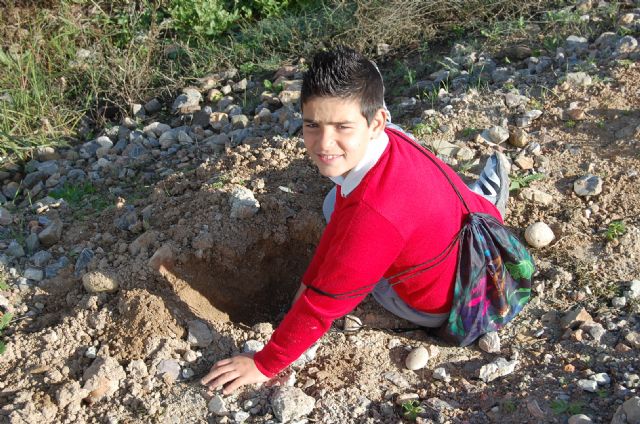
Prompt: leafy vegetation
<box><xmin>402</xmin><ymin>400</ymin><xmax>424</xmax><ymax>421</ymax></box>
<box><xmin>550</xmin><ymin>398</ymin><xmax>584</xmax><ymax>415</ymax></box>
<box><xmin>0</xmin><ymin>309</ymin><xmax>12</xmax><ymax>356</ymax></box>
<box><xmin>509</xmin><ymin>172</ymin><xmax>545</xmax><ymax>192</ymax></box>
<box><xmin>605</xmin><ymin>220</ymin><xmax>626</xmax><ymax>241</ymax></box>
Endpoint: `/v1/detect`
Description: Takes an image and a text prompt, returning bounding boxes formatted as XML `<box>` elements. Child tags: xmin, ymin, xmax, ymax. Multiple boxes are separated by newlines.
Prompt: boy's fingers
<box><xmin>201</xmin><ymin>363</ymin><xmax>235</xmax><ymax>385</ymax></box>
<box><xmin>204</xmin><ymin>370</ymin><xmax>240</xmax><ymax>390</ymax></box>
<box><xmin>222</xmin><ymin>376</ymin><xmax>246</xmax><ymax>395</ymax></box>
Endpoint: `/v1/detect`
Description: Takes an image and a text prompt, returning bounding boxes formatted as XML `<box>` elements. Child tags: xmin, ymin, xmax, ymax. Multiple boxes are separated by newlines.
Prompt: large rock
<box><xmin>574</xmin><ymin>175</ymin><xmax>603</xmax><ymax>196</ymax></box>
<box><xmin>270</xmin><ymin>386</ymin><xmax>315</xmax><ymax>423</ymax></box>
<box><xmin>623</xmin><ymin>396</ymin><xmax>640</xmax><ymax>423</ymax></box>
<box><xmin>187</xmin><ymin>320</ymin><xmax>214</xmax><ymax>348</ymax></box>
<box><xmin>38</xmin><ymin>218</ymin><xmax>63</xmax><ymax>247</ymax></box>
<box><xmin>478</xmin><ymin>357</ymin><xmax>518</xmax><ymax>382</ymax></box>
<box><xmin>82</xmin><ymin>270</ymin><xmax>119</xmax><ymax>293</ymax></box>
<box><xmin>82</xmin><ymin>356</ymin><xmax>126</xmax><ymax>404</ymax></box>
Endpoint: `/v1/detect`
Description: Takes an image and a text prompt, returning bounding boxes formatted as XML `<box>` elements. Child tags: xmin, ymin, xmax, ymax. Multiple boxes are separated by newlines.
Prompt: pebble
<box><xmin>0</xmin><ymin>206</ymin><xmax>12</xmax><ymax>225</ymax></box>
<box><xmin>478</xmin><ymin>357</ymin><xmax>518</xmax><ymax>382</ymax></box>
<box><xmin>509</xmin><ymin>128</ymin><xmax>529</xmax><ymax>148</ymax></box>
<box><xmin>478</xmin><ymin>332</ymin><xmax>501</xmax><ymax>353</ymax></box>
<box><xmin>233</xmin><ymin>411</ymin><xmax>250</xmax><ymax>423</ymax></box>
<box><xmin>6</xmin><ymin>240</ymin><xmax>25</xmax><ymax>258</ymax></box>
<box><xmin>242</xmin><ymin>339</ymin><xmax>265</xmax><ymax>354</ymax></box>
<box><xmin>183</xmin><ymin>350</ymin><xmax>197</xmax><ymax>362</ymax></box>
<box><xmin>82</xmin><ymin>356</ymin><xmax>126</xmax><ymax>403</ymax></box>
<box><xmin>172</xmin><ymin>88</ymin><xmax>202</xmax><ymax>114</ymax></box>
<box><xmin>38</xmin><ymin>218</ymin><xmax>63</xmax><ymax>247</ymax></box>
<box><xmin>626</xmin><ymin>280</ymin><xmax>640</xmax><ymax>299</ymax></box>
<box><xmin>612</xmin><ymin>296</ymin><xmax>627</xmax><ymax>308</ymax></box>
<box><xmin>484</xmin><ymin>126</ymin><xmax>510</xmax><ymax>143</ymax></box>
<box><xmin>270</xmin><ymin>386</ymin><xmax>315</xmax><ymax>423</ymax></box>
<box><xmin>568</xmin><ymin>414</ymin><xmax>593</xmax><ymax>424</ymax></box>
<box><xmin>74</xmin><ymin>248</ymin><xmax>95</xmax><ymax>277</ymax></box>
<box><xmin>561</xmin><ymin>307</ymin><xmax>593</xmax><ymax>329</ymax></box>
<box><xmin>524</xmin><ymin>222</ymin><xmax>555</xmax><ymax>248</ymax></box>
<box><xmin>577</xmin><ymin>379</ymin><xmax>598</xmax><ymax>392</ymax></box>
<box><xmin>405</xmin><ymin>346</ymin><xmax>430</xmax><ymax>370</ymax></box>
<box><xmin>85</xmin><ymin>346</ymin><xmax>97</xmax><ymax>359</ymax></box>
<box><xmin>127</xmin><ymin>359</ymin><xmax>148</xmax><ymax>378</ymax></box>
<box><xmin>625</xmin><ymin>332</ymin><xmax>640</xmax><ymax>348</ymax></box>
<box><xmin>187</xmin><ymin>319</ymin><xmax>214</xmax><ymax>348</ymax></box>
<box><xmin>518</xmin><ymin>188</ymin><xmax>553</xmax><ymax>206</ymax></box>
<box><xmin>24</xmin><ymin>267</ymin><xmax>44</xmax><ymax>281</ymax></box>
<box><xmin>433</xmin><ymin>367</ymin><xmax>450</xmax><ymax>382</ymax></box>
<box><xmin>592</xmin><ymin>372</ymin><xmax>610</xmax><ymax>385</ymax></box>
<box><xmin>566</xmin><ymin>72</ymin><xmax>592</xmax><ymax>87</ymax></box>
<box><xmin>31</xmin><ymin>250</ymin><xmax>52</xmax><ymax>267</ymax></box>
<box><xmin>156</xmin><ymin>359</ymin><xmax>180</xmax><ymax>381</ymax></box>
<box><xmin>343</xmin><ymin>314</ymin><xmax>363</xmax><ymax>332</ymax></box>
<box><xmin>623</xmin><ymin>396</ymin><xmax>640</xmax><ymax>423</ymax></box>
<box><xmin>209</xmin><ymin>395</ymin><xmax>228</xmax><ymax>415</ymax></box>
<box><xmin>82</xmin><ymin>271</ymin><xmax>119</xmax><ymax>293</ymax></box>
<box><xmin>574</xmin><ymin>175</ymin><xmax>603</xmax><ymax>196</ymax></box>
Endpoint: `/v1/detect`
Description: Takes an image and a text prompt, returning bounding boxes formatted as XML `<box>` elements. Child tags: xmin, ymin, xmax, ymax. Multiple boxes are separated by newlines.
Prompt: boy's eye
<box><xmin>338</xmin><ymin>125</ymin><xmax>351</xmax><ymax>130</ymax></box>
<box><xmin>304</xmin><ymin>123</ymin><xmax>318</xmax><ymax>129</ymax></box>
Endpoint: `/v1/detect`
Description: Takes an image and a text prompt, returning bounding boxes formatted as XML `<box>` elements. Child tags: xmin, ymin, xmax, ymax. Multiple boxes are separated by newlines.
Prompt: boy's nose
<box><xmin>318</xmin><ymin>128</ymin><xmax>336</xmax><ymax>149</ymax></box>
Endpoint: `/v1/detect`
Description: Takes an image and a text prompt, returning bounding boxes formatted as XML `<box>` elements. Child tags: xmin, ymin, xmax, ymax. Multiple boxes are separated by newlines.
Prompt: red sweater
<box><xmin>253</xmin><ymin>128</ymin><xmax>501</xmax><ymax>377</ymax></box>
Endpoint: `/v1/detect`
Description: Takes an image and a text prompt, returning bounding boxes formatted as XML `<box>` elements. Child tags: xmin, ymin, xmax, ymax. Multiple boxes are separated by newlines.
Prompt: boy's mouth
<box><xmin>317</xmin><ymin>154</ymin><xmax>343</xmax><ymax>164</ymax></box>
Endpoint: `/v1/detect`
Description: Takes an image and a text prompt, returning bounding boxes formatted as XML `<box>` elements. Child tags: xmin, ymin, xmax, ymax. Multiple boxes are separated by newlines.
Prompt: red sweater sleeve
<box><xmin>253</xmin><ymin>202</ymin><xmax>404</xmax><ymax>377</ymax></box>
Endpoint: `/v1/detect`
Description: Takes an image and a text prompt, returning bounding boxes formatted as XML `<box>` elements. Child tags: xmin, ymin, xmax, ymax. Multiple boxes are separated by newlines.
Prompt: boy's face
<box><xmin>302</xmin><ymin>97</ymin><xmax>386</xmax><ymax>178</ymax></box>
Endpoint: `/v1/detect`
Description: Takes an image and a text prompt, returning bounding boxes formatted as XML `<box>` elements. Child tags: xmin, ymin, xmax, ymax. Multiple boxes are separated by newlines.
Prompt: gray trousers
<box><xmin>323</xmin><ymin>187</ymin><xmax>449</xmax><ymax>328</ymax></box>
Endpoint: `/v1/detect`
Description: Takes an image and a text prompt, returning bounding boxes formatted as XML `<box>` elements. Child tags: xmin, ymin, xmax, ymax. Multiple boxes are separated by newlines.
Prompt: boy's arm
<box><xmin>292</xmin><ymin>283</ymin><xmax>307</xmax><ymax>307</ymax></box>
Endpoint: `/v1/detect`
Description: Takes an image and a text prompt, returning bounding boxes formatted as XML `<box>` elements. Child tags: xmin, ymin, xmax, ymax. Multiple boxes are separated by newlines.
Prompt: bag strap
<box><xmin>306</xmin><ymin>128</ymin><xmax>474</xmax><ymax>300</ymax></box>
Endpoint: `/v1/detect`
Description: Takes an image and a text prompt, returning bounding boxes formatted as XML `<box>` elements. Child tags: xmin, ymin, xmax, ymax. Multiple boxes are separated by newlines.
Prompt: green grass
<box><xmin>402</xmin><ymin>400</ymin><xmax>424</xmax><ymax>421</ymax></box>
<box><xmin>49</xmin><ymin>182</ymin><xmax>112</xmax><ymax>220</ymax></box>
<box><xmin>550</xmin><ymin>399</ymin><xmax>583</xmax><ymax>415</ymax></box>
<box><xmin>509</xmin><ymin>172</ymin><xmax>545</xmax><ymax>192</ymax></box>
<box><xmin>413</xmin><ymin>119</ymin><xmax>439</xmax><ymax>139</ymax></box>
<box><xmin>0</xmin><ymin>311</ymin><xmax>12</xmax><ymax>356</ymax></box>
<box><xmin>605</xmin><ymin>220</ymin><xmax>626</xmax><ymax>241</ymax></box>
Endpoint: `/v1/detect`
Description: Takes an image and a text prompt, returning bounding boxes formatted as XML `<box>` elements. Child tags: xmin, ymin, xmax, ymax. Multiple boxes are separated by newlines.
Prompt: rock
<box><xmin>24</xmin><ymin>267</ymin><xmax>44</xmax><ymax>281</ymax></box>
<box><xmin>231</xmin><ymin>114</ymin><xmax>249</xmax><ymax>129</ymax></box>
<box><xmin>504</xmin><ymin>93</ymin><xmax>529</xmax><ymax>108</ymax></box>
<box><xmin>156</xmin><ymin>359</ymin><xmax>180</xmax><ymax>381</ymax></box>
<box><xmin>478</xmin><ymin>357</ymin><xmax>518</xmax><ymax>382</ymax></box>
<box><xmin>626</xmin><ymin>332</ymin><xmax>640</xmax><ymax>348</ymax></box>
<box><xmin>144</xmin><ymin>98</ymin><xmax>162</xmax><ymax>114</ymax></box>
<box><xmin>627</xmin><ymin>280</ymin><xmax>640</xmax><ymax>299</ymax></box>
<box><xmin>270</xmin><ymin>386</ymin><xmax>315</xmax><ymax>423</ymax></box>
<box><xmin>524</xmin><ymin>222</ymin><xmax>555</xmax><ymax>248</ymax></box>
<box><xmin>159</xmin><ymin>130</ymin><xmax>177</xmax><ymax>149</ymax></box>
<box><xmin>242</xmin><ymin>340</ymin><xmax>265</xmax><ymax>354</ymax></box>
<box><xmin>433</xmin><ymin>367</ymin><xmax>450</xmax><ymax>381</ymax></box>
<box><xmin>343</xmin><ymin>314</ymin><xmax>363</xmax><ymax>332</ymax></box>
<box><xmin>126</xmin><ymin>359</ymin><xmax>148</xmax><ymax>379</ymax></box>
<box><xmin>592</xmin><ymin>372</ymin><xmax>610</xmax><ymax>385</ymax></box>
<box><xmin>568</xmin><ymin>414</ymin><xmax>593</xmax><ymax>424</ymax></box>
<box><xmin>82</xmin><ymin>356</ymin><xmax>126</xmax><ymax>403</ymax></box>
<box><xmin>456</xmin><ymin>146</ymin><xmax>475</xmax><ymax>161</ymax></box>
<box><xmin>148</xmin><ymin>244</ymin><xmax>175</xmax><ymax>272</ymax></box>
<box><xmin>478</xmin><ymin>332</ymin><xmax>501</xmax><ymax>353</ymax></box>
<box><xmin>526</xmin><ymin>398</ymin><xmax>545</xmax><ymax>419</ymax></box>
<box><xmin>82</xmin><ymin>271</ymin><xmax>119</xmax><ymax>293</ymax></box>
<box><xmin>183</xmin><ymin>350</ymin><xmax>197</xmax><ymax>362</ymax></box>
<box><xmin>38</xmin><ymin>218</ymin><xmax>63</xmax><ymax>247</ymax></box>
<box><xmin>172</xmin><ymin>87</ymin><xmax>201</xmax><ymax>114</ymax></box>
<box><xmin>128</xmin><ymin>230</ymin><xmax>158</xmax><ymax>256</ymax></box>
<box><xmin>187</xmin><ymin>320</ymin><xmax>214</xmax><ymax>348</ymax></box>
<box><xmin>35</xmin><ymin>146</ymin><xmax>59</xmax><ymax>162</ymax></box>
<box><xmin>577</xmin><ymin>379</ymin><xmax>598</xmax><ymax>392</ymax></box>
<box><xmin>519</xmin><ymin>188</ymin><xmax>553</xmax><ymax>206</ymax></box>
<box><xmin>143</xmin><ymin>122</ymin><xmax>171</xmax><ymax>137</ymax></box>
<box><xmin>7</xmin><ymin>240</ymin><xmax>25</xmax><ymax>258</ymax></box>
<box><xmin>229</xmin><ymin>187</ymin><xmax>260</xmax><ymax>219</ymax></box>
<box><xmin>595</xmin><ymin>32</ymin><xmax>617</xmax><ymax>49</ymax></box>
<box><xmin>566</xmin><ymin>72</ymin><xmax>592</xmax><ymax>87</ymax></box>
<box><xmin>509</xmin><ymin>128</ymin><xmax>529</xmax><ymax>148</ymax></box>
<box><xmin>612</xmin><ymin>296</ymin><xmax>626</xmax><ymax>308</ymax></box>
<box><xmin>405</xmin><ymin>346</ymin><xmax>430</xmax><ymax>370</ymax></box>
<box><xmin>565</xmin><ymin>35</ymin><xmax>589</xmax><ymax>54</ymax></box>
<box><xmin>0</xmin><ymin>206</ymin><xmax>12</xmax><ymax>225</ymax></box>
<box><xmin>234</xmin><ymin>411</ymin><xmax>250</xmax><ymax>423</ymax></box>
<box><xmin>574</xmin><ymin>175</ymin><xmax>602</xmax><ymax>196</ymax></box>
<box><xmin>561</xmin><ymin>307</ymin><xmax>593</xmax><ymax>329</ymax></box>
<box><xmin>208</xmin><ymin>395</ymin><xmax>228</xmax><ymax>415</ymax></box>
<box><xmin>484</xmin><ymin>126</ymin><xmax>510</xmax><ymax>143</ymax></box>
<box><xmin>516</xmin><ymin>110</ymin><xmax>543</xmax><ymax>128</ymax></box>
<box><xmin>623</xmin><ymin>396</ymin><xmax>640</xmax><ymax>423</ymax></box>
<box><xmin>31</xmin><ymin>250</ymin><xmax>52</xmax><ymax>267</ymax></box>
<box><xmin>74</xmin><ymin>248</ymin><xmax>94</xmax><ymax>277</ymax></box>
<box><xmin>3</xmin><ymin>182</ymin><xmax>20</xmax><ymax>199</ymax></box>
<box><xmin>580</xmin><ymin>322</ymin><xmax>605</xmax><ymax>342</ymax></box>
<box><xmin>232</xmin><ymin>78</ymin><xmax>247</xmax><ymax>92</ymax></box>
<box><xmin>514</xmin><ymin>155</ymin><xmax>535</xmax><ymax>170</ymax></box>
<box><xmin>56</xmin><ymin>380</ymin><xmax>90</xmax><ymax>409</ymax></box>
<box><xmin>615</xmin><ymin>36</ymin><xmax>638</xmax><ymax>56</ymax></box>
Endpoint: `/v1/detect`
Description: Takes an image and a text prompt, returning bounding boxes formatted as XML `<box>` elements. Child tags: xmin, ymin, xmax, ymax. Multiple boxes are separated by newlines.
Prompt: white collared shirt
<box><xmin>329</xmin><ymin>131</ymin><xmax>389</xmax><ymax>197</ymax></box>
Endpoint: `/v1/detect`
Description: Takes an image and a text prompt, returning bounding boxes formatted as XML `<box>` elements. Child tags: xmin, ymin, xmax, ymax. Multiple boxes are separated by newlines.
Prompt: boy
<box><xmin>201</xmin><ymin>46</ymin><xmax>509</xmax><ymax>394</ymax></box>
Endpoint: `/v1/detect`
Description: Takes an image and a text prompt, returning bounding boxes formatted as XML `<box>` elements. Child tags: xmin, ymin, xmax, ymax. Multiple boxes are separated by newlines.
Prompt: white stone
<box><xmin>574</xmin><ymin>175</ymin><xmax>603</xmax><ymax>196</ymax></box>
<box><xmin>626</xmin><ymin>280</ymin><xmax>640</xmax><ymax>299</ymax></box>
<box><xmin>519</xmin><ymin>188</ymin><xmax>554</xmax><ymax>206</ymax></box>
<box><xmin>82</xmin><ymin>356</ymin><xmax>126</xmax><ymax>403</ymax></box>
<box><xmin>229</xmin><ymin>186</ymin><xmax>260</xmax><ymax>219</ymax></box>
<box><xmin>270</xmin><ymin>386</ymin><xmax>315</xmax><ymax>423</ymax></box>
<box><xmin>524</xmin><ymin>222</ymin><xmax>555</xmax><ymax>248</ymax></box>
<box><xmin>478</xmin><ymin>332</ymin><xmax>501</xmax><ymax>353</ymax></box>
<box><xmin>577</xmin><ymin>379</ymin><xmax>598</xmax><ymax>392</ymax></box>
<box><xmin>405</xmin><ymin>346</ymin><xmax>430</xmax><ymax>370</ymax></box>
<box><xmin>484</xmin><ymin>126</ymin><xmax>510</xmax><ymax>143</ymax></box>
<box><xmin>623</xmin><ymin>396</ymin><xmax>640</xmax><ymax>423</ymax></box>
<box><xmin>242</xmin><ymin>340</ymin><xmax>265</xmax><ymax>354</ymax></box>
<box><xmin>209</xmin><ymin>395</ymin><xmax>228</xmax><ymax>415</ymax></box>
<box><xmin>127</xmin><ymin>359</ymin><xmax>148</xmax><ymax>379</ymax></box>
<box><xmin>233</xmin><ymin>411</ymin><xmax>250</xmax><ymax>423</ymax></box>
<box><xmin>82</xmin><ymin>271</ymin><xmax>119</xmax><ymax>293</ymax></box>
<box><xmin>478</xmin><ymin>357</ymin><xmax>518</xmax><ymax>382</ymax></box>
<box><xmin>568</xmin><ymin>414</ymin><xmax>593</xmax><ymax>424</ymax></box>
<box><xmin>592</xmin><ymin>372</ymin><xmax>610</xmax><ymax>385</ymax></box>
<box><xmin>156</xmin><ymin>359</ymin><xmax>180</xmax><ymax>381</ymax></box>
<box><xmin>187</xmin><ymin>320</ymin><xmax>214</xmax><ymax>348</ymax></box>
<box><xmin>343</xmin><ymin>315</ymin><xmax>362</xmax><ymax>332</ymax></box>
<box><xmin>433</xmin><ymin>367</ymin><xmax>450</xmax><ymax>381</ymax></box>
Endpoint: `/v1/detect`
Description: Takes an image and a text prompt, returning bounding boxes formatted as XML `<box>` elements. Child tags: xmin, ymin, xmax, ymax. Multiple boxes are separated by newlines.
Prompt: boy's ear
<box><xmin>369</xmin><ymin>108</ymin><xmax>387</xmax><ymax>138</ymax></box>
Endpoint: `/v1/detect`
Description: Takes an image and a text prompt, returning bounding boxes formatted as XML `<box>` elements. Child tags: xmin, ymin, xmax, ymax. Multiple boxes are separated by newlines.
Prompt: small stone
<box><xmin>478</xmin><ymin>332</ymin><xmax>501</xmax><ymax>353</ymax></box>
<box><xmin>229</xmin><ymin>186</ymin><xmax>260</xmax><ymax>219</ymax></box>
<box><xmin>270</xmin><ymin>386</ymin><xmax>315</xmax><ymax>423</ymax></box>
<box><xmin>612</xmin><ymin>296</ymin><xmax>627</xmax><ymax>308</ymax></box>
<box><xmin>509</xmin><ymin>128</ymin><xmax>529</xmax><ymax>148</ymax></box>
<box><xmin>82</xmin><ymin>271</ymin><xmax>119</xmax><ymax>293</ymax></box>
<box><xmin>478</xmin><ymin>357</ymin><xmax>518</xmax><ymax>382</ymax></box>
<box><xmin>519</xmin><ymin>188</ymin><xmax>553</xmax><ymax>206</ymax></box>
<box><xmin>25</xmin><ymin>234</ymin><xmax>40</xmax><ymax>253</ymax></box>
<box><xmin>148</xmin><ymin>244</ymin><xmax>175</xmax><ymax>272</ymax></box>
<box><xmin>181</xmin><ymin>368</ymin><xmax>195</xmax><ymax>379</ymax></box>
<box><xmin>574</xmin><ymin>175</ymin><xmax>603</xmax><ymax>196</ymax></box>
<box><xmin>616</xmin><ymin>36</ymin><xmax>638</xmax><ymax>56</ymax></box>
<box><xmin>565</xmin><ymin>35</ymin><xmax>589</xmax><ymax>54</ymax></box>
<box><xmin>343</xmin><ymin>315</ymin><xmax>362</xmax><ymax>332</ymax></box>
<box><xmin>74</xmin><ymin>248</ymin><xmax>94</xmax><ymax>277</ymax></box>
<box><xmin>0</xmin><ymin>207</ymin><xmax>12</xmax><ymax>225</ymax></box>
<box><xmin>568</xmin><ymin>414</ymin><xmax>593</xmax><ymax>424</ymax></box>
<box><xmin>187</xmin><ymin>319</ymin><xmax>214</xmax><ymax>348</ymax></box>
<box><xmin>208</xmin><ymin>395</ymin><xmax>228</xmax><ymax>415</ymax></box>
<box><xmin>24</xmin><ymin>267</ymin><xmax>44</xmax><ymax>281</ymax></box>
<box><xmin>38</xmin><ymin>218</ymin><xmax>63</xmax><ymax>247</ymax></box>
<box><xmin>623</xmin><ymin>396</ymin><xmax>640</xmax><ymax>423</ymax></box>
<box><xmin>31</xmin><ymin>250</ymin><xmax>52</xmax><ymax>267</ymax></box>
<box><xmin>627</xmin><ymin>280</ymin><xmax>640</xmax><ymax>299</ymax></box>
<box><xmin>395</xmin><ymin>393</ymin><xmax>420</xmax><ymax>406</ymax></box>
<box><xmin>561</xmin><ymin>307</ymin><xmax>593</xmax><ymax>329</ymax></box>
<box><xmin>56</xmin><ymin>380</ymin><xmax>90</xmax><ymax>409</ymax></box>
<box><xmin>144</xmin><ymin>98</ymin><xmax>162</xmax><ymax>114</ymax></box>
<box><xmin>231</xmin><ymin>114</ymin><xmax>249</xmax><ymax>130</ymax></box>
<box><xmin>233</xmin><ymin>411</ymin><xmax>250</xmax><ymax>423</ymax></box>
<box><xmin>156</xmin><ymin>359</ymin><xmax>180</xmax><ymax>381</ymax></box>
<box><xmin>433</xmin><ymin>367</ymin><xmax>450</xmax><ymax>381</ymax></box>
<box><xmin>183</xmin><ymin>350</ymin><xmax>197</xmax><ymax>362</ymax></box>
<box><xmin>577</xmin><ymin>379</ymin><xmax>598</xmax><ymax>392</ymax></box>
<box><xmin>7</xmin><ymin>240</ymin><xmax>25</xmax><ymax>258</ymax></box>
<box><xmin>484</xmin><ymin>126</ymin><xmax>510</xmax><ymax>143</ymax></box>
<box><xmin>242</xmin><ymin>340</ymin><xmax>265</xmax><ymax>354</ymax></box>
<box><xmin>232</xmin><ymin>78</ymin><xmax>248</xmax><ymax>92</ymax></box>
<box><xmin>405</xmin><ymin>346</ymin><xmax>430</xmax><ymax>370</ymax></box>
<box><xmin>85</xmin><ymin>346</ymin><xmax>97</xmax><ymax>359</ymax></box>
<box><xmin>172</xmin><ymin>87</ymin><xmax>201</xmax><ymax>114</ymax></box>
<box><xmin>82</xmin><ymin>356</ymin><xmax>126</xmax><ymax>403</ymax></box>
<box><xmin>127</xmin><ymin>359</ymin><xmax>148</xmax><ymax>378</ymax></box>
<box><xmin>625</xmin><ymin>332</ymin><xmax>640</xmax><ymax>348</ymax></box>
<box><xmin>524</xmin><ymin>222</ymin><xmax>555</xmax><ymax>248</ymax></box>
<box><xmin>526</xmin><ymin>399</ymin><xmax>545</xmax><ymax>419</ymax></box>
<box><xmin>592</xmin><ymin>373</ymin><xmax>610</xmax><ymax>385</ymax></box>
<box><xmin>514</xmin><ymin>155</ymin><xmax>535</xmax><ymax>170</ymax></box>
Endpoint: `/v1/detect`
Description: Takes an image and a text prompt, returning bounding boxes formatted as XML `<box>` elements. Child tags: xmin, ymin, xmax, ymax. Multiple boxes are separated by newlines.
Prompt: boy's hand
<box><xmin>200</xmin><ymin>353</ymin><xmax>269</xmax><ymax>395</ymax></box>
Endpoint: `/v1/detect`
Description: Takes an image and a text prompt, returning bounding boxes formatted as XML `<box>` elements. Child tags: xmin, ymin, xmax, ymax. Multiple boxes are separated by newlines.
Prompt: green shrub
<box><xmin>169</xmin><ymin>0</ymin><xmax>240</xmax><ymax>38</ymax></box>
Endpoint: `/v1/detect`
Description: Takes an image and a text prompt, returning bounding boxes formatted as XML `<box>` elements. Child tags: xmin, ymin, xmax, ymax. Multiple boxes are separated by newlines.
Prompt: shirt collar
<box><xmin>329</xmin><ymin>130</ymin><xmax>389</xmax><ymax>197</ymax></box>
